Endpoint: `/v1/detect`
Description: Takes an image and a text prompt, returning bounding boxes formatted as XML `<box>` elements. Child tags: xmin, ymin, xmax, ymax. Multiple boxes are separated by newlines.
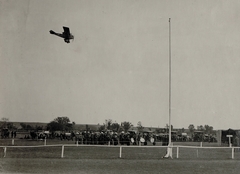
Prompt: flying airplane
<box><xmin>49</xmin><ymin>26</ymin><xmax>74</xmax><ymax>43</ymax></box>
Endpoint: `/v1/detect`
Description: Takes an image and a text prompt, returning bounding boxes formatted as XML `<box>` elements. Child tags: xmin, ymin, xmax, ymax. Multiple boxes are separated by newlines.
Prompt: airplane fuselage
<box><xmin>49</xmin><ymin>27</ymin><xmax>74</xmax><ymax>43</ymax></box>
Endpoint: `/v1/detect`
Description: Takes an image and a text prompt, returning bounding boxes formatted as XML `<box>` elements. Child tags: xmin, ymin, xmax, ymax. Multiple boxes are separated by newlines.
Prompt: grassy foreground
<box><xmin>1</xmin><ymin>158</ymin><xmax>240</xmax><ymax>174</ymax></box>
<box><xmin>0</xmin><ymin>139</ymin><xmax>239</xmax><ymax>173</ymax></box>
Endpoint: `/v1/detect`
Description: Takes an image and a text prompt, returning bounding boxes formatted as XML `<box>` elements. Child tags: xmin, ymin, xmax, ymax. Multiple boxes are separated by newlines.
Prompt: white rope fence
<box><xmin>175</xmin><ymin>145</ymin><xmax>240</xmax><ymax>159</ymax></box>
<box><xmin>0</xmin><ymin>139</ymin><xmax>239</xmax><ymax>159</ymax></box>
<box><xmin>0</xmin><ymin>144</ymin><xmax>167</xmax><ymax>158</ymax></box>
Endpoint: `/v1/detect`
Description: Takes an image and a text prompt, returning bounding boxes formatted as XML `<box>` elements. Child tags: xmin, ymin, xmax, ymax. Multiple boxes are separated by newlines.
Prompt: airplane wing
<box><xmin>63</xmin><ymin>26</ymin><xmax>70</xmax><ymax>36</ymax></box>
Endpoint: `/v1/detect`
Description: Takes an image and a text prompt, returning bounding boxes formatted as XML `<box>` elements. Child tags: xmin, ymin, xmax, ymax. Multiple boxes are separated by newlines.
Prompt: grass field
<box><xmin>0</xmin><ymin>139</ymin><xmax>239</xmax><ymax>174</ymax></box>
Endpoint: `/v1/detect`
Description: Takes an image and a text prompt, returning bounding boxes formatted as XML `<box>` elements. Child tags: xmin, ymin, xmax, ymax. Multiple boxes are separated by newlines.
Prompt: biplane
<box><xmin>49</xmin><ymin>26</ymin><xmax>74</xmax><ymax>43</ymax></box>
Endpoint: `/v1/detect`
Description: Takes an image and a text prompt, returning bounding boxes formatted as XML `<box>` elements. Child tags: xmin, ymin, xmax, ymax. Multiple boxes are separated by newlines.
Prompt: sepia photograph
<box><xmin>0</xmin><ymin>0</ymin><xmax>240</xmax><ymax>173</ymax></box>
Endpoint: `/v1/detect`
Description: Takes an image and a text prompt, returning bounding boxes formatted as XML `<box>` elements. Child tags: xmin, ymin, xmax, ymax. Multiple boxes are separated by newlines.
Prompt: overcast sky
<box><xmin>0</xmin><ymin>0</ymin><xmax>240</xmax><ymax>130</ymax></box>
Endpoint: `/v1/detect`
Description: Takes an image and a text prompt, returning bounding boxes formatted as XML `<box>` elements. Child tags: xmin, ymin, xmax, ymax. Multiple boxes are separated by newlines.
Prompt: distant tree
<box><xmin>177</xmin><ymin>128</ymin><xmax>185</xmax><ymax>135</ymax></box>
<box><xmin>204</xmin><ymin>125</ymin><xmax>214</xmax><ymax>134</ymax></box>
<box><xmin>86</xmin><ymin>124</ymin><xmax>89</xmax><ymax>131</ymax></box>
<box><xmin>188</xmin><ymin>124</ymin><xmax>195</xmax><ymax>137</ymax></box>
<box><xmin>98</xmin><ymin>119</ymin><xmax>111</xmax><ymax>132</ymax></box>
<box><xmin>197</xmin><ymin>125</ymin><xmax>204</xmax><ymax>131</ymax></box>
<box><xmin>6</xmin><ymin>122</ymin><xmax>14</xmax><ymax>130</ymax></box>
<box><xmin>20</xmin><ymin>123</ymin><xmax>33</xmax><ymax>131</ymax></box>
<box><xmin>35</xmin><ymin>125</ymin><xmax>43</xmax><ymax>131</ymax></box>
<box><xmin>65</xmin><ymin>122</ymin><xmax>73</xmax><ymax>131</ymax></box>
<box><xmin>26</xmin><ymin>124</ymin><xmax>34</xmax><ymax>131</ymax></box>
<box><xmin>121</xmin><ymin>121</ymin><xmax>133</xmax><ymax>133</ymax></box>
<box><xmin>98</xmin><ymin>119</ymin><xmax>120</xmax><ymax>132</ymax></box>
<box><xmin>47</xmin><ymin>121</ymin><xmax>63</xmax><ymax>132</ymax></box>
<box><xmin>111</xmin><ymin>123</ymin><xmax>120</xmax><ymax>132</ymax></box>
<box><xmin>0</xmin><ymin>117</ymin><xmax>9</xmax><ymax>129</ymax></box>
<box><xmin>137</xmin><ymin>121</ymin><xmax>144</xmax><ymax>132</ymax></box>
<box><xmin>27</xmin><ymin>125</ymin><xmax>33</xmax><ymax>130</ymax></box>
<box><xmin>1</xmin><ymin>117</ymin><xmax>9</xmax><ymax>122</ymax></box>
<box><xmin>54</xmin><ymin>117</ymin><xmax>70</xmax><ymax>125</ymax></box>
<box><xmin>72</xmin><ymin>122</ymin><xmax>76</xmax><ymax>130</ymax></box>
<box><xmin>98</xmin><ymin>125</ymin><xmax>105</xmax><ymax>132</ymax></box>
<box><xmin>47</xmin><ymin>117</ymin><xmax>73</xmax><ymax>132</ymax></box>
<box><xmin>0</xmin><ymin>118</ymin><xmax>17</xmax><ymax>130</ymax></box>
<box><xmin>20</xmin><ymin>123</ymin><xmax>27</xmax><ymax>130</ymax></box>
<box><xmin>118</xmin><ymin>126</ymin><xmax>124</xmax><ymax>133</ymax></box>
<box><xmin>105</xmin><ymin>119</ymin><xmax>113</xmax><ymax>130</ymax></box>
<box><xmin>155</xmin><ymin>128</ymin><xmax>162</xmax><ymax>134</ymax></box>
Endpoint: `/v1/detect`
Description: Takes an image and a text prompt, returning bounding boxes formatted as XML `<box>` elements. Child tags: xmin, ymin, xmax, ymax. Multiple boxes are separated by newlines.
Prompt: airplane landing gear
<box><xmin>64</xmin><ymin>39</ymin><xmax>70</xmax><ymax>43</ymax></box>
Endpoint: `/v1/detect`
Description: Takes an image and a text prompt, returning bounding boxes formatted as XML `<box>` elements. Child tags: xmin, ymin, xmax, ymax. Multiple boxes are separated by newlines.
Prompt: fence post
<box><xmin>61</xmin><ymin>145</ymin><xmax>64</xmax><ymax>158</ymax></box>
<box><xmin>232</xmin><ymin>147</ymin><xmax>234</xmax><ymax>159</ymax></box>
<box><xmin>119</xmin><ymin>146</ymin><xmax>122</xmax><ymax>158</ymax></box>
<box><xmin>44</xmin><ymin>137</ymin><xmax>47</xmax><ymax>146</ymax></box>
<box><xmin>76</xmin><ymin>138</ymin><xmax>79</xmax><ymax>147</ymax></box>
<box><xmin>3</xmin><ymin>147</ymin><xmax>7</xmax><ymax>157</ymax></box>
<box><xmin>200</xmin><ymin>142</ymin><xmax>202</xmax><ymax>147</ymax></box>
<box><xmin>176</xmin><ymin>146</ymin><xmax>179</xmax><ymax>159</ymax></box>
<box><xmin>12</xmin><ymin>139</ymin><xmax>14</xmax><ymax>145</ymax></box>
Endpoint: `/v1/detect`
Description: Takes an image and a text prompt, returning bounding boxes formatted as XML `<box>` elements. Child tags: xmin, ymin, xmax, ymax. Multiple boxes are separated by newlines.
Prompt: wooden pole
<box><xmin>3</xmin><ymin>147</ymin><xmax>6</xmax><ymax>158</ymax></box>
<box><xmin>164</xmin><ymin>18</ymin><xmax>172</xmax><ymax>158</ymax></box>
<box><xmin>177</xmin><ymin>146</ymin><xmax>179</xmax><ymax>158</ymax></box>
<box><xmin>61</xmin><ymin>145</ymin><xmax>64</xmax><ymax>158</ymax></box>
<box><xmin>119</xmin><ymin>146</ymin><xmax>122</xmax><ymax>158</ymax></box>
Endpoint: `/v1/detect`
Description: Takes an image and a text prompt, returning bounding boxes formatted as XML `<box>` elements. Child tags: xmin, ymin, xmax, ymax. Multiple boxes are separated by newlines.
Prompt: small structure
<box><xmin>221</xmin><ymin>129</ymin><xmax>237</xmax><ymax>145</ymax></box>
<box><xmin>226</xmin><ymin>135</ymin><xmax>233</xmax><ymax>147</ymax></box>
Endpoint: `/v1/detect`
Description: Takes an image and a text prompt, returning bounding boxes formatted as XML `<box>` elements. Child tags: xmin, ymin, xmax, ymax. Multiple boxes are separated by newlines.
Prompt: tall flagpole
<box><xmin>164</xmin><ymin>18</ymin><xmax>172</xmax><ymax>158</ymax></box>
<box><xmin>168</xmin><ymin>18</ymin><xmax>172</xmax><ymax>149</ymax></box>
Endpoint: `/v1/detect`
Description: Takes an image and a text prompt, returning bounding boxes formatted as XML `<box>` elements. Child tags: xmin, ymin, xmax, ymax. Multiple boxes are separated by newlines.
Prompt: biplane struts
<box><xmin>49</xmin><ymin>26</ymin><xmax>74</xmax><ymax>43</ymax></box>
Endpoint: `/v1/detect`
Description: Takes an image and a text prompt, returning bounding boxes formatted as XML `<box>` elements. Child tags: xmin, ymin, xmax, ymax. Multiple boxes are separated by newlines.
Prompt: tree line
<box><xmin>188</xmin><ymin>124</ymin><xmax>214</xmax><ymax>135</ymax></box>
<box><xmin>0</xmin><ymin>117</ymin><xmax>134</xmax><ymax>133</ymax></box>
<box><xmin>1</xmin><ymin>117</ymin><xmax>214</xmax><ymax>134</ymax></box>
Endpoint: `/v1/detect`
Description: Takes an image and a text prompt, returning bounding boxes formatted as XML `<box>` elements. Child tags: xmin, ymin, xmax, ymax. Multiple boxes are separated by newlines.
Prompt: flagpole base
<box><xmin>163</xmin><ymin>146</ymin><xmax>173</xmax><ymax>159</ymax></box>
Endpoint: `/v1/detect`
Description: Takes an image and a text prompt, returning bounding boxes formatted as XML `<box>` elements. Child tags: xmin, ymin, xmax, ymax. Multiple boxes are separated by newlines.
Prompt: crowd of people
<box><xmin>1</xmin><ymin>128</ymin><xmax>17</xmax><ymax>139</ymax></box>
<box><xmin>0</xmin><ymin>128</ymin><xmax>226</xmax><ymax>146</ymax></box>
<box><xmin>55</xmin><ymin>130</ymin><xmax>159</xmax><ymax>146</ymax></box>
